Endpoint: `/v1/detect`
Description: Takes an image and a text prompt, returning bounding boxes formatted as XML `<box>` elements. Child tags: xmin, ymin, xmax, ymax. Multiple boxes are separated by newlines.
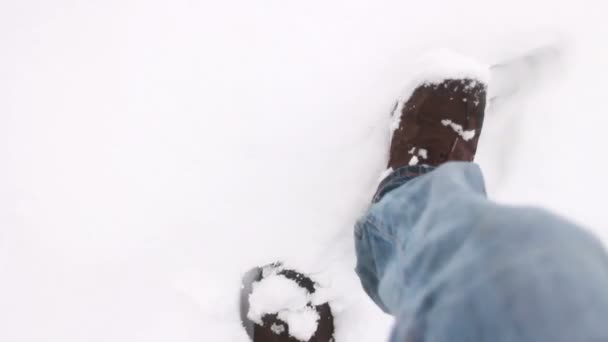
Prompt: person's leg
<box><xmin>355</xmin><ymin>162</ymin><xmax>608</xmax><ymax>341</ymax></box>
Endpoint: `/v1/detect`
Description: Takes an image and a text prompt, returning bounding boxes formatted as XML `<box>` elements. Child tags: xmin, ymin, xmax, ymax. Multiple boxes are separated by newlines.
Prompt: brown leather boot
<box><xmin>387</xmin><ymin>78</ymin><xmax>487</xmax><ymax>170</ymax></box>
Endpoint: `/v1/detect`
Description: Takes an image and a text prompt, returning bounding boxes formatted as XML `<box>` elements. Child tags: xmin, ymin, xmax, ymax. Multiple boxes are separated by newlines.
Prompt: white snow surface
<box><xmin>2</xmin><ymin>1</ymin><xmax>608</xmax><ymax>342</ymax></box>
<box><xmin>409</xmin><ymin>49</ymin><xmax>490</xmax><ymax>86</ymax></box>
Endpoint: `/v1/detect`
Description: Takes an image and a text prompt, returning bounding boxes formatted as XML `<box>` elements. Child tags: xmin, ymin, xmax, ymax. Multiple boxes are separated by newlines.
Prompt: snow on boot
<box><xmin>240</xmin><ymin>262</ymin><xmax>334</xmax><ymax>342</ymax></box>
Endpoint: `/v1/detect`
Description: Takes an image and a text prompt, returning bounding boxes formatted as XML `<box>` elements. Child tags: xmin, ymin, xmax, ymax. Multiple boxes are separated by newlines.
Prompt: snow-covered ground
<box><xmin>1</xmin><ymin>0</ymin><xmax>608</xmax><ymax>341</ymax></box>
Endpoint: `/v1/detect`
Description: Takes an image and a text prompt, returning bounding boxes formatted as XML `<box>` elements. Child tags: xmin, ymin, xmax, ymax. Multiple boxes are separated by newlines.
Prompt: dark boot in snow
<box><xmin>240</xmin><ymin>263</ymin><xmax>334</xmax><ymax>342</ymax></box>
<box><xmin>388</xmin><ymin>78</ymin><xmax>487</xmax><ymax>170</ymax></box>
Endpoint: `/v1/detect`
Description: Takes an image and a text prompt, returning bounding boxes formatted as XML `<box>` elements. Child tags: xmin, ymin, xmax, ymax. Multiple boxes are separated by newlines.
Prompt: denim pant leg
<box><xmin>355</xmin><ymin>162</ymin><xmax>608</xmax><ymax>342</ymax></box>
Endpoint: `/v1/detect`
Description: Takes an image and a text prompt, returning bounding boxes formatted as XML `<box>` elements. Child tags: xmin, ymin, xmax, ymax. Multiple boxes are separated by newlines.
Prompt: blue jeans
<box><xmin>355</xmin><ymin>162</ymin><xmax>608</xmax><ymax>342</ymax></box>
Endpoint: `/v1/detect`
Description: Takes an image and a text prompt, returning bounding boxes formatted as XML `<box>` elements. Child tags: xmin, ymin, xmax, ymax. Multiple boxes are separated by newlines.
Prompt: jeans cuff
<box><xmin>372</xmin><ymin>165</ymin><xmax>435</xmax><ymax>203</ymax></box>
